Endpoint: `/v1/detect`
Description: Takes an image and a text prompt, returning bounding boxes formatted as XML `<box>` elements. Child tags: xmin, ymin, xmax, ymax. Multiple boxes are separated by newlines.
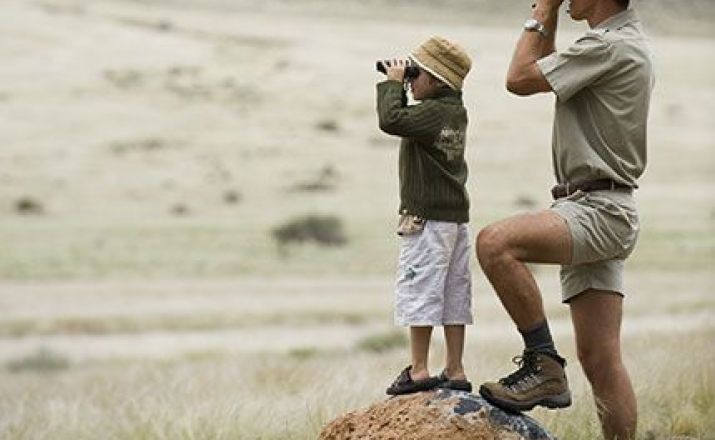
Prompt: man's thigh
<box><xmin>569</xmin><ymin>290</ymin><xmax>624</xmax><ymax>360</ymax></box>
<box><xmin>481</xmin><ymin>210</ymin><xmax>572</xmax><ymax>265</ymax></box>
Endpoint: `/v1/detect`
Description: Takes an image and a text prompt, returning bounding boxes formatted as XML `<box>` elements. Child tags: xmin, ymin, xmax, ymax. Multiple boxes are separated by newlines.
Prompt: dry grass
<box><xmin>0</xmin><ymin>273</ymin><xmax>713</xmax><ymax>438</ymax></box>
<box><xmin>0</xmin><ymin>326</ymin><xmax>712</xmax><ymax>439</ymax></box>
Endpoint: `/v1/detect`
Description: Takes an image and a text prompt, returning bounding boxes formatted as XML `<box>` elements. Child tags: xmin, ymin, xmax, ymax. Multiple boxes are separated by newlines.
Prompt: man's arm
<box><xmin>506</xmin><ymin>0</ymin><xmax>562</xmax><ymax>96</ymax></box>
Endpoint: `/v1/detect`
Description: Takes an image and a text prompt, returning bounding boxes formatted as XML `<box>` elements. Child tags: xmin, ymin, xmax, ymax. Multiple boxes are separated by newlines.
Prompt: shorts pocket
<box><xmin>586</xmin><ymin>193</ymin><xmax>639</xmax><ymax>257</ymax></box>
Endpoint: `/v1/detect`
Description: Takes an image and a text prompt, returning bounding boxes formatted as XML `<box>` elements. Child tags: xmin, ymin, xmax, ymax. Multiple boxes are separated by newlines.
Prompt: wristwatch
<box><xmin>524</xmin><ymin>18</ymin><xmax>549</xmax><ymax>37</ymax></box>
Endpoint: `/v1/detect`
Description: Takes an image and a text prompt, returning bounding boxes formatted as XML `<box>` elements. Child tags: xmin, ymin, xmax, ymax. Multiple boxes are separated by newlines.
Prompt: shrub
<box><xmin>6</xmin><ymin>348</ymin><xmax>69</xmax><ymax>373</ymax></box>
<box><xmin>356</xmin><ymin>330</ymin><xmax>408</xmax><ymax>353</ymax></box>
<box><xmin>289</xmin><ymin>165</ymin><xmax>339</xmax><ymax>192</ymax></box>
<box><xmin>272</xmin><ymin>214</ymin><xmax>347</xmax><ymax>247</ymax></box>
<box><xmin>315</xmin><ymin>119</ymin><xmax>340</xmax><ymax>132</ymax></box>
<box><xmin>15</xmin><ymin>197</ymin><xmax>44</xmax><ymax>215</ymax></box>
<box><xmin>514</xmin><ymin>194</ymin><xmax>537</xmax><ymax>210</ymax></box>
<box><xmin>170</xmin><ymin>203</ymin><xmax>190</xmax><ymax>216</ymax></box>
<box><xmin>288</xmin><ymin>347</ymin><xmax>319</xmax><ymax>360</ymax></box>
<box><xmin>223</xmin><ymin>190</ymin><xmax>242</xmax><ymax>204</ymax></box>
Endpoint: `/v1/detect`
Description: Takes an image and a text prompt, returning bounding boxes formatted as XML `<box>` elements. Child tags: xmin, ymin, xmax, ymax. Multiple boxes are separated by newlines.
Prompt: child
<box><xmin>376</xmin><ymin>36</ymin><xmax>474</xmax><ymax>395</ymax></box>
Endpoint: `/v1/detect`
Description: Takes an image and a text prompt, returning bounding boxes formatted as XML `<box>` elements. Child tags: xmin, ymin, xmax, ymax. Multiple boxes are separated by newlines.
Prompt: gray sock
<box><xmin>520</xmin><ymin>320</ymin><xmax>558</xmax><ymax>356</ymax></box>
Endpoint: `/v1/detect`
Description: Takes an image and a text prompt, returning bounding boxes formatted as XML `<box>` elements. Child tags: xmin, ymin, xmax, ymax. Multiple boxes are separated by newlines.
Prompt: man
<box><xmin>476</xmin><ymin>0</ymin><xmax>654</xmax><ymax>439</ymax></box>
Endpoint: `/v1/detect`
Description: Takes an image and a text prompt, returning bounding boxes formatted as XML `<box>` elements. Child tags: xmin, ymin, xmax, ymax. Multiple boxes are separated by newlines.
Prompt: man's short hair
<box><xmin>616</xmin><ymin>0</ymin><xmax>630</xmax><ymax>8</ymax></box>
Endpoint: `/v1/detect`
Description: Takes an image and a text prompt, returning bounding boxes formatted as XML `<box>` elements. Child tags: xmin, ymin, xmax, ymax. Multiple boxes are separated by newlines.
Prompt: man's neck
<box><xmin>587</xmin><ymin>2</ymin><xmax>627</xmax><ymax>29</ymax></box>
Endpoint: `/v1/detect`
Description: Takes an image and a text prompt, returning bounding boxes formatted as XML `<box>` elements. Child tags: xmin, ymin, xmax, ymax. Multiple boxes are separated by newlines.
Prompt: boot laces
<box><xmin>499</xmin><ymin>350</ymin><xmax>541</xmax><ymax>387</ymax></box>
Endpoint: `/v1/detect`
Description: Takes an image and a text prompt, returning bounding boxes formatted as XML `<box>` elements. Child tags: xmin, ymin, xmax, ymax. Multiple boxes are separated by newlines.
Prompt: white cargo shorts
<box><xmin>394</xmin><ymin>220</ymin><xmax>473</xmax><ymax>326</ymax></box>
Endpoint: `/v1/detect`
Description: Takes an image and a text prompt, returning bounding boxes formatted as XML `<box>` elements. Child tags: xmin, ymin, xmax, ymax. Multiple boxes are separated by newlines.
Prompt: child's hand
<box><xmin>382</xmin><ymin>59</ymin><xmax>408</xmax><ymax>82</ymax></box>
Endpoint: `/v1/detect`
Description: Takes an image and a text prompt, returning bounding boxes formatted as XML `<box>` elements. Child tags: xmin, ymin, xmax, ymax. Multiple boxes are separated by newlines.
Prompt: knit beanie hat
<box><xmin>409</xmin><ymin>36</ymin><xmax>472</xmax><ymax>90</ymax></box>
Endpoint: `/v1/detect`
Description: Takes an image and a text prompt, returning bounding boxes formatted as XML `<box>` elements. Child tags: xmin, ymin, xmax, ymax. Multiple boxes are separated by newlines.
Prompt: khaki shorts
<box><xmin>394</xmin><ymin>220</ymin><xmax>473</xmax><ymax>326</ymax></box>
<box><xmin>549</xmin><ymin>190</ymin><xmax>639</xmax><ymax>302</ymax></box>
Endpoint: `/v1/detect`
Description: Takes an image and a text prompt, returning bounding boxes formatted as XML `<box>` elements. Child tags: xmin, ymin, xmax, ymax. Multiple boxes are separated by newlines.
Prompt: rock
<box><xmin>319</xmin><ymin>389</ymin><xmax>555</xmax><ymax>440</ymax></box>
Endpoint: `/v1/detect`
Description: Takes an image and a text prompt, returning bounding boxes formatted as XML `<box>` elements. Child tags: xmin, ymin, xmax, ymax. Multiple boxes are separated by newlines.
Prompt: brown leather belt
<box><xmin>551</xmin><ymin>178</ymin><xmax>635</xmax><ymax>200</ymax></box>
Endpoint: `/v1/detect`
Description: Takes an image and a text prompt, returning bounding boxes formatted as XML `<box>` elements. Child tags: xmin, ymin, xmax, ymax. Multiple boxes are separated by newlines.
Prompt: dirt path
<box><xmin>0</xmin><ymin>272</ymin><xmax>711</xmax><ymax>363</ymax></box>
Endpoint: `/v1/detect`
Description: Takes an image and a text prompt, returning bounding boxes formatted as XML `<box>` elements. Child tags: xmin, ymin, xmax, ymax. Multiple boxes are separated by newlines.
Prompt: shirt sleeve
<box><xmin>537</xmin><ymin>32</ymin><xmax>616</xmax><ymax>101</ymax></box>
<box><xmin>376</xmin><ymin>81</ymin><xmax>444</xmax><ymax>138</ymax></box>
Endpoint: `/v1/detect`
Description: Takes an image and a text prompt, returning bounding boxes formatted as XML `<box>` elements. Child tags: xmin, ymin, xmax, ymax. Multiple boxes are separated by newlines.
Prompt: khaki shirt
<box><xmin>537</xmin><ymin>9</ymin><xmax>655</xmax><ymax>186</ymax></box>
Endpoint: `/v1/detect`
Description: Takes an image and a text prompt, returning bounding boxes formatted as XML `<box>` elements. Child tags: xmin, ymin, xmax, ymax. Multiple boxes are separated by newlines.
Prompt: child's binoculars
<box><xmin>376</xmin><ymin>61</ymin><xmax>420</xmax><ymax>80</ymax></box>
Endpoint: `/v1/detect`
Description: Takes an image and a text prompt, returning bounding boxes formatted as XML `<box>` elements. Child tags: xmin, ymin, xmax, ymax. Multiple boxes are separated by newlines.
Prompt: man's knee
<box><xmin>476</xmin><ymin>224</ymin><xmax>510</xmax><ymax>267</ymax></box>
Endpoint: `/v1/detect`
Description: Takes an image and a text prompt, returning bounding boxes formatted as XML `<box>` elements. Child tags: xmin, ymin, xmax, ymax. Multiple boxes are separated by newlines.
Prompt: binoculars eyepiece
<box><xmin>376</xmin><ymin>60</ymin><xmax>420</xmax><ymax>80</ymax></box>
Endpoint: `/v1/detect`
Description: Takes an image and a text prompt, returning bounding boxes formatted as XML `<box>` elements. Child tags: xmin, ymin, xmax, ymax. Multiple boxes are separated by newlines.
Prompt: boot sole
<box><xmin>479</xmin><ymin>385</ymin><xmax>572</xmax><ymax>413</ymax></box>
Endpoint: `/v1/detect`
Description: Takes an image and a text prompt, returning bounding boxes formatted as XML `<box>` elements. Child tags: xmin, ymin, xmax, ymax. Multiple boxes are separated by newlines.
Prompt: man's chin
<box><xmin>568</xmin><ymin>11</ymin><xmax>585</xmax><ymax>21</ymax></box>
<box><xmin>566</xmin><ymin>3</ymin><xmax>584</xmax><ymax>20</ymax></box>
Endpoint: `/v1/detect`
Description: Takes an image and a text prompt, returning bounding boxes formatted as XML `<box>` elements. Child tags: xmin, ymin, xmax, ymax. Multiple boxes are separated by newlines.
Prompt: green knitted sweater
<box><xmin>376</xmin><ymin>80</ymin><xmax>470</xmax><ymax>223</ymax></box>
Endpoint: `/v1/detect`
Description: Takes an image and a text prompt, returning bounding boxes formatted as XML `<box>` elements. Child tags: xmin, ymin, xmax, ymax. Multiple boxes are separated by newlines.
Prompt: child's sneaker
<box><xmin>386</xmin><ymin>366</ymin><xmax>441</xmax><ymax>396</ymax></box>
<box><xmin>437</xmin><ymin>370</ymin><xmax>472</xmax><ymax>393</ymax></box>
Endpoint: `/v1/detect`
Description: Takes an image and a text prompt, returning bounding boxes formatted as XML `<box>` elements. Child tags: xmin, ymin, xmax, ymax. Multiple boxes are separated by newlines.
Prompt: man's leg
<box><xmin>570</xmin><ymin>290</ymin><xmax>637</xmax><ymax>440</ymax></box>
<box><xmin>476</xmin><ymin>210</ymin><xmax>573</xmax><ymax>411</ymax></box>
<box><xmin>476</xmin><ymin>210</ymin><xmax>571</xmax><ymax>331</ymax></box>
<box><xmin>443</xmin><ymin>325</ymin><xmax>467</xmax><ymax>380</ymax></box>
<box><xmin>410</xmin><ymin>326</ymin><xmax>433</xmax><ymax>380</ymax></box>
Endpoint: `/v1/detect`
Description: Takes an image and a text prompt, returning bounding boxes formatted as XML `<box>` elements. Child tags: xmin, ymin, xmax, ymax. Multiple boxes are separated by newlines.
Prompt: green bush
<box><xmin>272</xmin><ymin>214</ymin><xmax>347</xmax><ymax>247</ymax></box>
<box><xmin>356</xmin><ymin>330</ymin><xmax>407</xmax><ymax>353</ymax></box>
<box><xmin>6</xmin><ymin>348</ymin><xmax>70</xmax><ymax>373</ymax></box>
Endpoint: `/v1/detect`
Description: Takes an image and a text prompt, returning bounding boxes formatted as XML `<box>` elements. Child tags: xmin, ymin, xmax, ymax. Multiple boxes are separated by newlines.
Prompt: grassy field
<box><xmin>1</xmin><ymin>0</ymin><xmax>713</xmax><ymax>279</ymax></box>
<box><xmin>0</xmin><ymin>0</ymin><xmax>714</xmax><ymax>438</ymax></box>
<box><xmin>0</xmin><ymin>273</ymin><xmax>713</xmax><ymax>439</ymax></box>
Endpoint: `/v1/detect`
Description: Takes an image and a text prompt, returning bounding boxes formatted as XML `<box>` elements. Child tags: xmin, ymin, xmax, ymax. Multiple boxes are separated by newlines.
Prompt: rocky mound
<box><xmin>319</xmin><ymin>389</ymin><xmax>555</xmax><ymax>440</ymax></box>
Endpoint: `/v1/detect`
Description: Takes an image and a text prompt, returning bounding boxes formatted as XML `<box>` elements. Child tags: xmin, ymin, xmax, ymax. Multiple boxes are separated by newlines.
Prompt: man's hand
<box><xmin>381</xmin><ymin>59</ymin><xmax>407</xmax><ymax>82</ymax></box>
<box><xmin>535</xmin><ymin>0</ymin><xmax>564</xmax><ymax>10</ymax></box>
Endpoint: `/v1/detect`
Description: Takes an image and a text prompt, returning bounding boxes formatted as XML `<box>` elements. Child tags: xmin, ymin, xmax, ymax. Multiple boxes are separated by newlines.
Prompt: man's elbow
<box><xmin>506</xmin><ymin>63</ymin><xmax>551</xmax><ymax>96</ymax></box>
<box><xmin>506</xmin><ymin>75</ymin><xmax>535</xmax><ymax>96</ymax></box>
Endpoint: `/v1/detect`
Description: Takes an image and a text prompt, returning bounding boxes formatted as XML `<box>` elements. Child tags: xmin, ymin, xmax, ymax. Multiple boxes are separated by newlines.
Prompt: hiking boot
<box><xmin>479</xmin><ymin>350</ymin><xmax>571</xmax><ymax>412</ymax></box>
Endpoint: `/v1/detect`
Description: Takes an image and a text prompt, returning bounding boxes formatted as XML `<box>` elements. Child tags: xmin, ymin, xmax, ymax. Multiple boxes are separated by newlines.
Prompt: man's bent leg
<box><xmin>477</xmin><ymin>210</ymin><xmax>573</xmax><ymax>411</ymax></box>
<box><xmin>476</xmin><ymin>210</ymin><xmax>572</xmax><ymax>331</ymax></box>
<box><xmin>570</xmin><ymin>290</ymin><xmax>637</xmax><ymax>440</ymax></box>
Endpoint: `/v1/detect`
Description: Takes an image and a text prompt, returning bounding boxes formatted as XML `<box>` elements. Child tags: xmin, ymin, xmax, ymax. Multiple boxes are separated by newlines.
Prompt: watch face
<box><xmin>524</xmin><ymin>18</ymin><xmax>539</xmax><ymax>30</ymax></box>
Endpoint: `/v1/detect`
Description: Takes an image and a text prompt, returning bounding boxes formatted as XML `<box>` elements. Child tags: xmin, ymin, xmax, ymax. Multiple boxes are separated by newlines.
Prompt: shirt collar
<box><xmin>595</xmin><ymin>8</ymin><xmax>638</xmax><ymax>31</ymax></box>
